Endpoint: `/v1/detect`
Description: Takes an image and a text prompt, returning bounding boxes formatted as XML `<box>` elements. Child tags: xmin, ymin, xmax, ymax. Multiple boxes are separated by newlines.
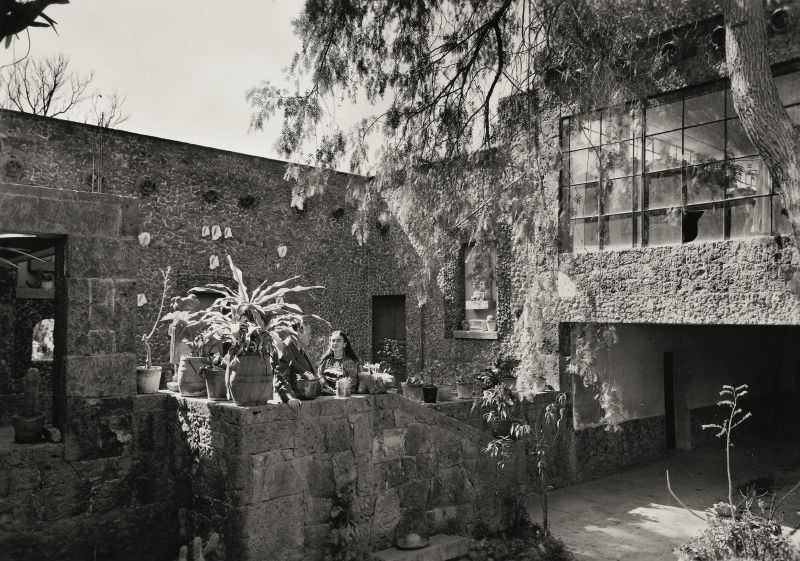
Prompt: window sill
<box><xmin>453</xmin><ymin>330</ymin><xmax>498</xmax><ymax>340</ymax></box>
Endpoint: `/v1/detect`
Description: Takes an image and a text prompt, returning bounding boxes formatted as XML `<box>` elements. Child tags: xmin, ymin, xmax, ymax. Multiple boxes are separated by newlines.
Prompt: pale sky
<box><xmin>0</xmin><ymin>0</ymin><xmax>340</xmax><ymax>160</ymax></box>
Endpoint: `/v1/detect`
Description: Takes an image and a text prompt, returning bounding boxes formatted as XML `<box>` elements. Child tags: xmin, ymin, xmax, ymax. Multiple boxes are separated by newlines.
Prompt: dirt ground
<box><xmin>528</xmin><ymin>439</ymin><xmax>800</xmax><ymax>560</ymax></box>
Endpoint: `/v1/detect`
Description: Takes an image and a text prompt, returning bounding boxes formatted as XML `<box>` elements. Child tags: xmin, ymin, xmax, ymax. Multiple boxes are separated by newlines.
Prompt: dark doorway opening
<box><xmin>372</xmin><ymin>295</ymin><xmax>406</xmax><ymax>381</ymax></box>
<box><xmin>664</xmin><ymin>351</ymin><xmax>676</xmax><ymax>450</ymax></box>
<box><xmin>0</xmin><ymin>233</ymin><xmax>67</xmax><ymax>433</ymax></box>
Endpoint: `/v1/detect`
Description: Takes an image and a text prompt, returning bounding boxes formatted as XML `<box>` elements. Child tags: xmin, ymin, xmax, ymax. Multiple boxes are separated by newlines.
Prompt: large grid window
<box><xmin>561</xmin><ymin>70</ymin><xmax>798</xmax><ymax>251</ymax></box>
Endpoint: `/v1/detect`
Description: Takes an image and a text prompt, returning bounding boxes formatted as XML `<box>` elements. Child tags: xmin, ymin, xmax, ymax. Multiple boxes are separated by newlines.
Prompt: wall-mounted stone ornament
<box><xmin>224</xmin><ymin>227</ymin><xmax>233</xmax><ymax>239</ymax></box>
<box><xmin>137</xmin><ymin>294</ymin><xmax>147</xmax><ymax>307</ymax></box>
<box><xmin>376</xmin><ymin>212</ymin><xmax>391</xmax><ymax>235</ymax></box>
<box><xmin>209</xmin><ymin>255</ymin><xmax>220</xmax><ymax>270</ymax></box>
<box><xmin>290</xmin><ymin>194</ymin><xmax>306</xmax><ymax>213</ymax></box>
<box><xmin>5</xmin><ymin>157</ymin><xmax>23</xmax><ymax>179</ymax></box>
<box><xmin>201</xmin><ymin>225</ymin><xmax>210</xmax><ymax>237</ymax></box>
<box><xmin>238</xmin><ymin>195</ymin><xmax>256</xmax><ymax>209</ymax></box>
<box><xmin>276</xmin><ymin>245</ymin><xmax>287</xmax><ymax>258</ymax></box>
<box><xmin>138</xmin><ymin>232</ymin><xmax>151</xmax><ymax>247</ymax></box>
<box><xmin>202</xmin><ymin>190</ymin><xmax>220</xmax><ymax>204</ymax></box>
<box><xmin>137</xmin><ymin>177</ymin><xmax>158</xmax><ymax>197</ymax></box>
<box><xmin>211</xmin><ymin>225</ymin><xmax>222</xmax><ymax>240</ymax></box>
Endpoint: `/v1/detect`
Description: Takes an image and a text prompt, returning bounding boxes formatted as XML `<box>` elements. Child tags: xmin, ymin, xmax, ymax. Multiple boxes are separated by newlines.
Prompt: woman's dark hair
<box><xmin>321</xmin><ymin>330</ymin><xmax>360</xmax><ymax>363</ymax></box>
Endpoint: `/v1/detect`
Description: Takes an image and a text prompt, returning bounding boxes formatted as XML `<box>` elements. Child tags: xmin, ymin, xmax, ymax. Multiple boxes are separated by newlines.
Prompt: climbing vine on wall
<box><xmin>566</xmin><ymin>324</ymin><xmax>626</xmax><ymax>430</ymax></box>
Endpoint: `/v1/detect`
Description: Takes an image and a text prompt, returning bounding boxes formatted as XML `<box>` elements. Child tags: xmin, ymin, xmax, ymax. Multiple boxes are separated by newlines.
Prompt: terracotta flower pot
<box><xmin>456</xmin><ymin>383</ymin><xmax>472</xmax><ymax>400</ymax></box>
<box><xmin>226</xmin><ymin>353</ymin><xmax>273</xmax><ymax>406</ymax></box>
<box><xmin>401</xmin><ymin>382</ymin><xmax>424</xmax><ymax>403</ymax></box>
<box><xmin>204</xmin><ymin>366</ymin><xmax>228</xmax><ymax>401</ymax></box>
<box><xmin>177</xmin><ymin>356</ymin><xmax>209</xmax><ymax>397</ymax></box>
<box><xmin>136</xmin><ymin>366</ymin><xmax>162</xmax><ymax>394</ymax></box>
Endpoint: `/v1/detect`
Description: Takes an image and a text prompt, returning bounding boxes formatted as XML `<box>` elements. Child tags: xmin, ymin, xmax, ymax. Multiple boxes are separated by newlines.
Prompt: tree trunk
<box><xmin>725</xmin><ymin>0</ymin><xmax>800</xmax><ymax>253</ymax></box>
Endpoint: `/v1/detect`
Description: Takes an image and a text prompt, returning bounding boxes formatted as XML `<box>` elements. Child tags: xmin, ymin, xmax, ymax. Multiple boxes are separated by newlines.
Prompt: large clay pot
<box><xmin>401</xmin><ymin>382</ymin><xmax>424</xmax><ymax>403</ymax></box>
<box><xmin>204</xmin><ymin>366</ymin><xmax>228</xmax><ymax>401</ymax></box>
<box><xmin>177</xmin><ymin>356</ymin><xmax>209</xmax><ymax>397</ymax></box>
<box><xmin>226</xmin><ymin>353</ymin><xmax>273</xmax><ymax>406</ymax></box>
<box><xmin>137</xmin><ymin>366</ymin><xmax>162</xmax><ymax>394</ymax></box>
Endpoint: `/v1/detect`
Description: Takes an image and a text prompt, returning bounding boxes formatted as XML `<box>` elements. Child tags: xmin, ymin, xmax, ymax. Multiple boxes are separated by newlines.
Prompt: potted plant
<box><xmin>137</xmin><ymin>266</ymin><xmax>172</xmax><ymax>394</ymax></box>
<box><xmin>421</xmin><ymin>361</ymin><xmax>441</xmax><ymax>403</ymax></box>
<box><xmin>202</xmin><ymin>350</ymin><xmax>228</xmax><ymax>401</ymax></box>
<box><xmin>533</xmin><ymin>374</ymin><xmax>548</xmax><ymax>393</ymax></box>
<box><xmin>401</xmin><ymin>373</ymin><xmax>425</xmax><ymax>403</ymax></box>
<box><xmin>173</xmin><ymin>321</ymin><xmax>217</xmax><ymax>398</ymax></box>
<box><xmin>486</xmin><ymin>314</ymin><xmax>497</xmax><ymax>332</ymax></box>
<box><xmin>195</xmin><ymin>256</ymin><xmax>323</xmax><ymax>406</ymax></box>
<box><xmin>455</xmin><ymin>372</ymin><xmax>473</xmax><ymax>400</ymax></box>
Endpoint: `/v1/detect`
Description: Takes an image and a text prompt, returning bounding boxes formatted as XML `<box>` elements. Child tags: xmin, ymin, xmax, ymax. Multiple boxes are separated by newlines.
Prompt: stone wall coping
<box><xmin>0</xmin><ymin>109</ymin><xmax>366</xmax><ymax>182</ymax></box>
<box><xmin>452</xmin><ymin>330</ymin><xmax>498</xmax><ymax>340</ymax></box>
<box><xmin>0</xmin><ymin>182</ymin><xmax>135</xmax><ymax>205</ymax></box>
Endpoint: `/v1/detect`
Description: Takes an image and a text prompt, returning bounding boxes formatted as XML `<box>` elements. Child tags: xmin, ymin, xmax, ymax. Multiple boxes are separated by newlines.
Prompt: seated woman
<box><xmin>272</xmin><ymin>319</ymin><xmax>317</xmax><ymax>410</ymax></box>
<box><xmin>317</xmin><ymin>330</ymin><xmax>360</xmax><ymax>395</ymax></box>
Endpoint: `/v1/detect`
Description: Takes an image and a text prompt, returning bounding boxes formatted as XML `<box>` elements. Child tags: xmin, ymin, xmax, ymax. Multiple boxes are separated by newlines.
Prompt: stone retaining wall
<box><xmin>0</xmin><ymin>394</ymin><xmax>177</xmax><ymax>561</ymax></box>
<box><xmin>171</xmin><ymin>393</ymin><xmax>530</xmax><ymax>561</ymax></box>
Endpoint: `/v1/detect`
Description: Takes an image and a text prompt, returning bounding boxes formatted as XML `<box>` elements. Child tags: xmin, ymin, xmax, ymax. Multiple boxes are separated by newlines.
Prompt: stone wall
<box><xmin>0</xmin><ymin>184</ymin><xmax>176</xmax><ymax>561</ymax></box>
<box><xmin>0</xmin><ymin>110</ymin><xmax>495</xmax><ymax>382</ymax></box>
<box><xmin>171</xmin><ymin>393</ymin><xmax>530</xmax><ymax>560</ymax></box>
<box><xmin>558</xmin><ymin>238</ymin><xmax>800</xmax><ymax>325</ymax></box>
<box><xmin>0</xmin><ymin>394</ymin><xmax>178</xmax><ymax>561</ymax></box>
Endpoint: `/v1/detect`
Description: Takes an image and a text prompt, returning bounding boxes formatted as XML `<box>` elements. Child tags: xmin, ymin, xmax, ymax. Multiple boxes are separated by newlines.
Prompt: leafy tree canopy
<box><xmin>248</xmin><ymin>1</ymin><xmax>734</xmax><ymax>275</ymax></box>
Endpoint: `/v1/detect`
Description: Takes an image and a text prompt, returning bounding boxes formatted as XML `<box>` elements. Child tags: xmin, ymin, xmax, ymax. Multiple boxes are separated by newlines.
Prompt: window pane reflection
<box><xmin>788</xmin><ymin>105</ymin><xmax>800</xmax><ymax>126</ymax></box>
<box><xmin>646</xmin><ymin>99</ymin><xmax>682</xmax><ymax>134</ymax></box>
<box><xmin>726</xmin><ymin>119</ymin><xmax>758</xmax><ymax>158</ymax></box>
<box><xmin>687</xmin><ymin>163</ymin><xmax>726</xmax><ymax>204</ymax></box>
<box><xmin>603</xmin><ymin>109</ymin><xmax>634</xmax><ymax>142</ymax></box>
<box><xmin>604</xmin><ymin>141</ymin><xmax>634</xmax><ymax>178</ymax></box>
<box><xmin>604</xmin><ymin>177</ymin><xmax>636</xmax><ymax>214</ymax></box>
<box><xmin>683</xmin><ymin>206</ymin><xmax>724</xmax><ymax>243</ymax></box>
<box><xmin>603</xmin><ymin>215</ymin><xmax>634</xmax><ymax>249</ymax></box>
<box><xmin>685</xmin><ymin>90</ymin><xmax>725</xmax><ymax>125</ymax></box>
<box><xmin>572</xmin><ymin>219</ymin><xmax>599</xmax><ymax>251</ymax></box>
<box><xmin>646</xmin><ymin>172</ymin><xmax>681</xmax><ymax>209</ymax></box>
<box><xmin>647</xmin><ymin>210</ymin><xmax>682</xmax><ymax>246</ymax></box>
<box><xmin>773</xmin><ymin>195</ymin><xmax>792</xmax><ymax>235</ymax></box>
<box><xmin>645</xmin><ymin>130</ymin><xmax>682</xmax><ymax>171</ymax></box>
<box><xmin>570</xmin><ymin>183</ymin><xmax>599</xmax><ymax>217</ymax></box>
<box><xmin>728</xmin><ymin>157</ymin><xmax>771</xmax><ymax>198</ymax></box>
<box><xmin>569</xmin><ymin>116</ymin><xmax>601</xmax><ymax>149</ymax></box>
<box><xmin>684</xmin><ymin>122</ymin><xmax>725</xmax><ymax>165</ymax></box>
<box><xmin>776</xmin><ymin>71</ymin><xmax>800</xmax><ymax>106</ymax></box>
<box><xmin>569</xmin><ymin>149</ymin><xmax>600</xmax><ymax>183</ymax></box>
<box><xmin>729</xmin><ymin>197</ymin><xmax>771</xmax><ymax>238</ymax></box>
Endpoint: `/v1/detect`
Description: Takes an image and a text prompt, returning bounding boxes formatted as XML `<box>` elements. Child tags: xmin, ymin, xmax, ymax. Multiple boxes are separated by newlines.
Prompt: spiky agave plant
<box><xmin>192</xmin><ymin>255</ymin><xmax>325</xmax><ymax>363</ymax></box>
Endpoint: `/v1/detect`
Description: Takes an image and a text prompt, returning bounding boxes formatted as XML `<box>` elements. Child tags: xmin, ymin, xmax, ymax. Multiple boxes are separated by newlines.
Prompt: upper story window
<box><xmin>561</xmin><ymin>70</ymin><xmax>799</xmax><ymax>252</ymax></box>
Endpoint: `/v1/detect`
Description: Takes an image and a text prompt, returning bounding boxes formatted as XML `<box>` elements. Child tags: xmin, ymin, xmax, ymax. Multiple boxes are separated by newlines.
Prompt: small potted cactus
<box><xmin>13</xmin><ymin>367</ymin><xmax>45</xmax><ymax>443</ymax></box>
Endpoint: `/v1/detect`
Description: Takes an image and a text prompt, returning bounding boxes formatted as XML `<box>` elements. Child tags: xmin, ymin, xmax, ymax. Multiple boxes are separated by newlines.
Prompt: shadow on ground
<box><xmin>527</xmin><ymin>440</ymin><xmax>800</xmax><ymax>561</ymax></box>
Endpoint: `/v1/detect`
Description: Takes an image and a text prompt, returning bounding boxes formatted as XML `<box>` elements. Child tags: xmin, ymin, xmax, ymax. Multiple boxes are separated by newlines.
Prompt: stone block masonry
<box><xmin>0</xmin><ymin>111</ymin><xmax>494</xmax><ymax>379</ymax></box>
<box><xmin>171</xmin><ymin>393</ymin><xmax>529</xmax><ymax>561</ymax></box>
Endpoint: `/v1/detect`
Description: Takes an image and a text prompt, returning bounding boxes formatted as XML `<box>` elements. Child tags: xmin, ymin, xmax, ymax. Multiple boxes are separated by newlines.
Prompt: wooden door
<box><xmin>372</xmin><ymin>295</ymin><xmax>406</xmax><ymax>379</ymax></box>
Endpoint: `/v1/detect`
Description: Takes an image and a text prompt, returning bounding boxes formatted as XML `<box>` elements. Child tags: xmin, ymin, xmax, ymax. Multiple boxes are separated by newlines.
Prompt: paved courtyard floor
<box><xmin>528</xmin><ymin>439</ymin><xmax>800</xmax><ymax>560</ymax></box>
